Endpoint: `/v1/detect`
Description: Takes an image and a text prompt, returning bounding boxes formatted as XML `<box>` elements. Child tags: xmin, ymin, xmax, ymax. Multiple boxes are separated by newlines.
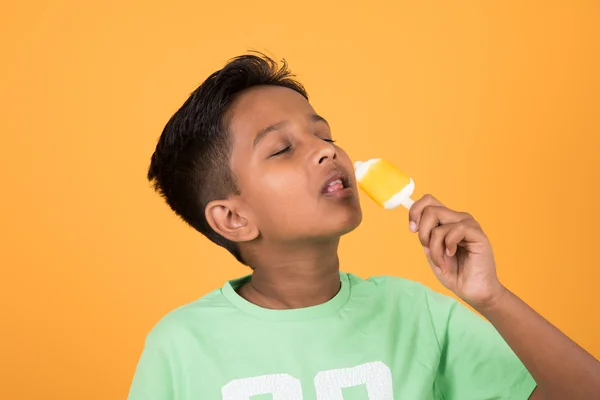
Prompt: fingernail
<box><xmin>446</xmin><ymin>248</ymin><xmax>452</xmax><ymax>257</ymax></box>
<box><xmin>423</xmin><ymin>246</ymin><xmax>429</xmax><ymax>255</ymax></box>
<box><xmin>409</xmin><ymin>221</ymin><xmax>417</xmax><ymax>232</ymax></box>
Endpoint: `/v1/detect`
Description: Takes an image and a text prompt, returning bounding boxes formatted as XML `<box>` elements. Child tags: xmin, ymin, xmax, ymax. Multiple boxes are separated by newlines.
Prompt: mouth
<box><xmin>321</xmin><ymin>168</ymin><xmax>353</xmax><ymax>197</ymax></box>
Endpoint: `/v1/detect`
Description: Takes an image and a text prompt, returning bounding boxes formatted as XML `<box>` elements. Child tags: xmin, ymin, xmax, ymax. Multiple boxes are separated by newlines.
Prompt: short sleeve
<box><xmin>127</xmin><ymin>329</ymin><xmax>174</xmax><ymax>400</ymax></box>
<box><xmin>424</xmin><ymin>288</ymin><xmax>537</xmax><ymax>400</ymax></box>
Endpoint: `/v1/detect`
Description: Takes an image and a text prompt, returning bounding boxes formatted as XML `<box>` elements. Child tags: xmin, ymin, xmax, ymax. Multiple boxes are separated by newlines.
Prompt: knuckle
<box><xmin>423</xmin><ymin>205</ymin><xmax>438</xmax><ymax>218</ymax></box>
<box><xmin>422</xmin><ymin>206</ymin><xmax>432</xmax><ymax>218</ymax></box>
<box><xmin>445</xmin><ymin>229</ymin><xmax>459</xmax><ymax>243</ymax></box>
<box><xmin>430</xmin><ymin>225</ymin><xmax>442</xmax><ymax>238</ymax></box>
<box><xmin>421</xmin><ymin>194</ymin><xmax>436</xmax><ymax>205</ymax></box>
<box><xmin>444</xmin><ymin>227</ymin><xmax>456</xmax><ymax>238</ymax></box>
<box><xmin>460</xmin><ymin>211</ymin><xmax>473</xmax><ymax>220</ymax></box>
<box><xmin>458</xmin><ymin>221</ymin><xmax>470</xmax><ymax>230</ymax></box>
<box><xmin>423</xmin><ymin>194</ymin><xmax>443</xmax><ymax>206</ymax></box>
<box><xmin>456</xmin><ymin>224</ymin><xmax>470</xmax><ymax>236</ymax></box>
<box><xmin>468</xmin><ymin>218</ymin><xmax>481</xmax><ymax>229</ymax></box>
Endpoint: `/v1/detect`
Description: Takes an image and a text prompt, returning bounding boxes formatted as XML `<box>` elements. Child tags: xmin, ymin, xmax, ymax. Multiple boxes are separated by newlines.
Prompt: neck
<box><xmin>238</xmin><ymin>239</ymin><xmax>342</xmax><ymax>309</ymax></box>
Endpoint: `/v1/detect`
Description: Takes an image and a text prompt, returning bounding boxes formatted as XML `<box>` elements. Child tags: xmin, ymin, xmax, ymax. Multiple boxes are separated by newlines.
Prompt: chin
<box><xmin>332</xmin><ymin>206</ymin><xmax>363</xmax><ymax>236</ymax></box>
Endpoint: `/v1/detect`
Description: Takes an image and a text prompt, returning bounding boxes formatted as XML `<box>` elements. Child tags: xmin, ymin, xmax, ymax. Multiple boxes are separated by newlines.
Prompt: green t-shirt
<box><xmin>128</xmin><ymin>273</ymin><xmax>536</xmax><ymax>399</ymax></box>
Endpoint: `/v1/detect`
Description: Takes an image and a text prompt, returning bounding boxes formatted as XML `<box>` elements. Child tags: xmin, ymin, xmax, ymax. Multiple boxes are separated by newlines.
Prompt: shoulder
<box><xmin>143</xmin><ymin>287</ymin><xmax>235</xmax><ymax>348</ymax></box>
<box><xmin>346</xmin><ymin>273</ymin><xmax>460</xmax><ymax>317</ymax></box>
<box><xmin>347</xmin><ymin>272</ymin><xmax>444</xmax><ymax>300</ymax></box>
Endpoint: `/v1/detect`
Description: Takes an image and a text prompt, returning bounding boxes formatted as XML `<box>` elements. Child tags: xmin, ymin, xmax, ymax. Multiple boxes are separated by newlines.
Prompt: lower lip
<box><xmin>322</xmin><ymin>187</ymin><xmax>354</xmax><ymax>198</ymax></box>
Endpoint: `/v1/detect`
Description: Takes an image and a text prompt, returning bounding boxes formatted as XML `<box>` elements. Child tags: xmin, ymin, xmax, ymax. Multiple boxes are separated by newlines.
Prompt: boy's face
<box><xmin>226</xmin><ymin>85</ymin><xmax>362</xmax><ymax>244</ymax></box>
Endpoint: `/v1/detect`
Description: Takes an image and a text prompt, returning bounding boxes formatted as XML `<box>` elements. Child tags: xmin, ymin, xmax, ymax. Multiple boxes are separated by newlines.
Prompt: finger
<box><xmin>409</xmin><ymin>194</ymin><xmax>443</xmax><ymax>232</ymax></box>
<box><xmin>428</xmin><ymin>223</ymin><xmax>454</xmax><ymax>271</ymax></box>
<box><xmin>424</xmin><ymin>246</ymin><xmax>444</xmax><ymax>276</ymax></box>
<box><xmin>444</xmin><ymin>220</ymin><xmax>484</xmax><ymax>257</ymax></box>
<box><xmin>418</xmin><ymin>206</ymin><xmax>444</xmax><ymax>247</ymax></box>
<box><xmin>417</xmin><ymin>206</ymin><xmax>472</xmax><ymax>247</ymax></box>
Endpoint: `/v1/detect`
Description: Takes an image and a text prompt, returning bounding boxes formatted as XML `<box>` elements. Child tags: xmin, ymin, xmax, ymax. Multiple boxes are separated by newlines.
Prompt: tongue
<box><xmin>326</xmin><ymin>182</ymin><xmax>344</xmax><ymax>193</ymax></box>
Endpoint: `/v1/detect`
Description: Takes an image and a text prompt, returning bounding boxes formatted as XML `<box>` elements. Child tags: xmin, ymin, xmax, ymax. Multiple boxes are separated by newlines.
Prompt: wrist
<box><xmin>469</xmin><ymin>282</ymin><xmax>510</xmax><ymax>315</ymax></box>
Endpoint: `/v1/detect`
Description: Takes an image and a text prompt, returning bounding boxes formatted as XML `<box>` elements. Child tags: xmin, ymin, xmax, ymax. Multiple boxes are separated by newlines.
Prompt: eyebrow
<box><xmin>252</xmin><ymin>114</ymin><xmax>330</xmax><ymax>149</ymax></box>
<box><xmin>311</xmin><ymin>114</ymin><xmax>330</xmax><ymax>128</ymax></box>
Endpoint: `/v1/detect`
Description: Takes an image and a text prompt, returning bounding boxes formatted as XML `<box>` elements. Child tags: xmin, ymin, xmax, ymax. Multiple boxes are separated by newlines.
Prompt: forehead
<box><xmin>226</xmin><ymin>86</ymin><xmax>314</xmax><ymax>139</ymax></box>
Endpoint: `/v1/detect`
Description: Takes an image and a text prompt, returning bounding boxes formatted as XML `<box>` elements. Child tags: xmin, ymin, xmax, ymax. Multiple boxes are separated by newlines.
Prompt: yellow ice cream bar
<box><xmin>354</xmin><ymin>158</ymin><xmax>415</xmax><ymax>210</ymax></box>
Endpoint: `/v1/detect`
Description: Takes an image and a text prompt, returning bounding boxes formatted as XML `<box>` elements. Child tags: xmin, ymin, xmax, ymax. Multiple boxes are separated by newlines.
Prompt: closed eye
<box><xmin>269</xmin><ymin>145</ymin><xmax>291</xmax><ymax>158</ymax></box>
<box><xmin>322</xmin><ymin>139</ymin><xmax>336</xmax><ymax>143</ymax></box>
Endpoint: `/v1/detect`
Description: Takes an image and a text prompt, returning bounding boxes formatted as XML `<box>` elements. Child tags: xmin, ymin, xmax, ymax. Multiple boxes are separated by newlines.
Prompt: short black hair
<box><xmin>147</xmin><ymin>53</ymin><xmax>308</xmax><ymax>264</ymax></box>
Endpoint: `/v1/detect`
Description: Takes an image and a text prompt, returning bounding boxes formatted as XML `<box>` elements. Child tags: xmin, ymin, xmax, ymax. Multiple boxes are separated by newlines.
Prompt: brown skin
<box><xmin>205</xmin><ymin>86</ymin><xmax>361</xmax><ymax>309</ymax></box>
<box><xmin>410</xmin><ymin>195</ymin><xmax>600</xmax><ymax>399</ymax></box>
<box><xmin>206</xmin><ymin>86</ymin><xmax>600</xmax><ymax>398</ymax></box>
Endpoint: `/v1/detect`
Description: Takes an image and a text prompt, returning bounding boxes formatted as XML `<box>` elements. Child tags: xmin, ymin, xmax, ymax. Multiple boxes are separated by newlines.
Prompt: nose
<box><xmin>313</xmin><ymin>138</ymin><xmax>337</xmax><ymax>165</ymax></box>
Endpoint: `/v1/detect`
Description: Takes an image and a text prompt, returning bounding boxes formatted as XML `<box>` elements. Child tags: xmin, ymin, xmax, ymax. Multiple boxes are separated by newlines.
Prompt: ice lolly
<box><xmin>354</xmin><ymin>158</ymin><xmax>415</xmax><ymax>210</ymax></box>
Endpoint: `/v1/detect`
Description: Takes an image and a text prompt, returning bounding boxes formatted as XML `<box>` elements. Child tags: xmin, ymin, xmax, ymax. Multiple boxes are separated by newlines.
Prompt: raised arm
<box><xmin>409</xmin><ymin>194</ymin><xmax>600</xmax><ymax>399</ymax></box>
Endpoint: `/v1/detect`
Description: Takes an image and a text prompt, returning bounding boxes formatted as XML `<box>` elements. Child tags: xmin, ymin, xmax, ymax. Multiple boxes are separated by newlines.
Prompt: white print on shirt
<box><xmin>221</xmin><ymin>361</ymin><xmax>393</xmax><ymax>400</ymax></box>
<box><xmin>222</xmin><ymin>373</ymin><xmax>302</xmax><ymax>400</ymax></box>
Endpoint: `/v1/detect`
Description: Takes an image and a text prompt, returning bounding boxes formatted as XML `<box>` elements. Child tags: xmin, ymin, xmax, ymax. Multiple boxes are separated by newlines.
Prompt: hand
<box><xmin>408</xmin><ymin>194</ymin><xmax>507</xmax><ymax>309</ymax></box>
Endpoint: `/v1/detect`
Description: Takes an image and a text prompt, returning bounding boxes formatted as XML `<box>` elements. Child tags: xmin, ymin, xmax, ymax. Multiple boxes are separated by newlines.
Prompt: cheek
<box><xmin>247</xmin><ymin>172</ymin><xmax>314</xmax><ymax>233</ymax></box>
<box><xmin>247</xmin><ymin>169</ymin><xmax>310</xmax><ymax>208</ymax></box>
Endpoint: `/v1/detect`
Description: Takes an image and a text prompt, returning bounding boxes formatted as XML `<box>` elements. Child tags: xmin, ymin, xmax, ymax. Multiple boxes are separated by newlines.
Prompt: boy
<box><xmin>129</xmin><ymin>53</ymin><xmax>600</xmax><ymax>399</ymax></box>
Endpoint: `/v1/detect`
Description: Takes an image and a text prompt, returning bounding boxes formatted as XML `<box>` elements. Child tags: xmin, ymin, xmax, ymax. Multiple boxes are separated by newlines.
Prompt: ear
<box><xmin>205</xmin><ymin>199</ymin><xmax>259</xmax><ymax>243</ymax></box>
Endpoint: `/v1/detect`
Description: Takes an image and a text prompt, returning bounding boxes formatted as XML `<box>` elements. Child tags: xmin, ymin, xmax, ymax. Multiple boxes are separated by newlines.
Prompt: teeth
<box><xmin>328</xmin><ymin>179</ymin><xmax>343</xmax><ymax>186</ymax></box>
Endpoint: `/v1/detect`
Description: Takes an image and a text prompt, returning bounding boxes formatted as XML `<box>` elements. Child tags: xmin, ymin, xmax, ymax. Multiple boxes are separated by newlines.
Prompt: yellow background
<box><xmin>1</xmin><ymin>0</ymin><xmax>599</xmax><ymax>398</ymax></box>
